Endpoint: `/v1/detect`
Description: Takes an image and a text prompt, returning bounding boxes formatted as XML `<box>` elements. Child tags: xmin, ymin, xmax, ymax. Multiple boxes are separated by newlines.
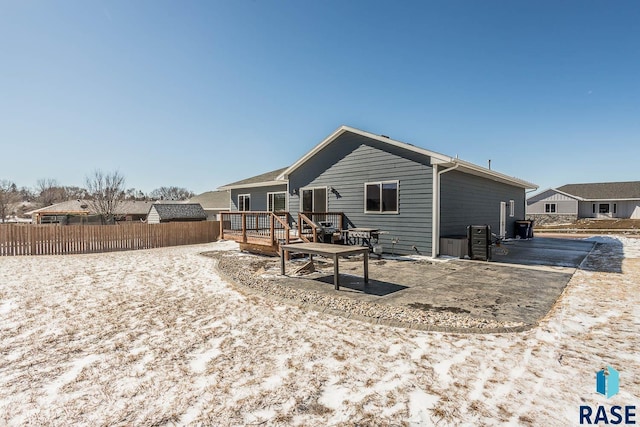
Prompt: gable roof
<box><xmin>277</xmin><ymin>125</ymin><xmax>537</xmax><ymax>189</ymax></box>
<box><xmin>555</xmin><ymin>181</ymin><xmax>640</xmax><ymax>200</ymax></box>
<box><xmin>188</xmin><ymin>190</ymin><xmax>230</xmax><ymax>210</ymax></box>
<box><xmin>218</xmin><ymin>167</ymin><xmax>288</xmax><ymax>190</ymax></box>
<box><xmin>149</xmin><ymin>203</ymin><xmax>207</xmax><ymax>220</ymax></box>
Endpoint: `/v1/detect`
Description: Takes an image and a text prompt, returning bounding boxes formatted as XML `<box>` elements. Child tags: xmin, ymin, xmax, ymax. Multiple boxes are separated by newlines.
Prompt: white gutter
<box><xmin>432</xmin><ymin>163</ymin><xmax>460</xmax><ymax>258</ymax></box>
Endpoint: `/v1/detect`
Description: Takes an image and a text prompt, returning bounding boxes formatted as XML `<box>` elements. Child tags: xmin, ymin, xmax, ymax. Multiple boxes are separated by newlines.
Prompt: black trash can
<box><xmin>514</xmin><ymin>220</ymin><xmax>532</xmax><ymax>239</ymax></box>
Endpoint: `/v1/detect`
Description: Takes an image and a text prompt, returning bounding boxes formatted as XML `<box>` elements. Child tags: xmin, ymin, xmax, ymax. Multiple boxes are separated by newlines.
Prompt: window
<box><xmin>614</xmin><ymin>203</ymin><xmax>617</xmax><ymax>214</ymax></box>
<box><xmin>509</xmin><ymin>200</ymin><xmax>515</xmax><ymax>217</ymax></box>
<box><xmin>593</xmin><ymin>203</ymin><xmax>596</xmax><ymax>214</ymax></box>
<box><xmin>267</xmin><ymin>192</ymin><xmax>286</xmax><ymax>212</ymax></box>
<box><xmin>365</xmin><ymin>181</ymin><xmax>398</xmax><ymax>213</ymax></box>
<box><xmin>599</xmin><ymin>203</ymin><xmax>610</xmax><ymax>214</ymax></box>
<box><xmin>238</xmin><ymin>194</ymin><xmax>250</xmax><ymax>211</ymax></box>
<box><xmin>544</xmin><ymin>203</ymin><xmax>556</xmax><ymax>213</ymax></box>
<box><xmin>300</xmin><ymin>187</ymin><xmax>327</xmax><ymax>212</ymax></box>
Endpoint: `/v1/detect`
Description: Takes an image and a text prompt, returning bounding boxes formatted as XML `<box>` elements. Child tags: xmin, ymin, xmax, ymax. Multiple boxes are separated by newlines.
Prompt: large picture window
<box><xmin>599</xmin><ymin>203</ymin><xmax>610</xmax><ymax>214</ymax></box>
<box><xmin>238</xmin><ymin>194</ymin><xmax>250</xmax><ymax>211</ymax></box>
<box><xmin>365</xmin><ymin>181</ymin><xmax>398</xmax><ymax>213</ymax></box>
<box><xmin>267</xmin><ymin>192</ymin><xmax>286</xmax><ymax>212</ymax></box>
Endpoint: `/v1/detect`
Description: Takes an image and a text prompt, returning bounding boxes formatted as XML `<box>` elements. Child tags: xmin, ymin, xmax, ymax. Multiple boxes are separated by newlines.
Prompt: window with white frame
<box><xmin>544</xmin><ymin>203</ymin><xmax>556</xmax><ymax>213</ymax></box>
<box><xmin>267</xmin><ymin>192</ymin><xmax>286</xmax><ymax>212</ymax></box>
<box><xmin>365</xmin><ymin>181</ymin><xmax>398</xmax><ymax>213</ymax></box>
<box><xmin>238</xmin><ymin>194</ymin><xmax>250</xmax><ymax>211</ymax></box>
<box><xmin>509</xmin><ymin>200</ymin><xmax>515</xmax><ymax>217</ymax></box>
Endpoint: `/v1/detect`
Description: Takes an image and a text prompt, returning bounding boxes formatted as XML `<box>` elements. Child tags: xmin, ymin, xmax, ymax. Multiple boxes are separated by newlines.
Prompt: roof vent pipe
<box><xmin>488</xmin><ymin>159</ymin><xmax>492</xmax><ymax>170</ymax></box>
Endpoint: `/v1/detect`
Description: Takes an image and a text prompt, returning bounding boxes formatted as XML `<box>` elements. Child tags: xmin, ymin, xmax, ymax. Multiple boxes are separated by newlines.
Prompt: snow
<box><xmin>0</xmin><ymin>237</ymin><xmax>639</xmax><ymax>425</ymax></box>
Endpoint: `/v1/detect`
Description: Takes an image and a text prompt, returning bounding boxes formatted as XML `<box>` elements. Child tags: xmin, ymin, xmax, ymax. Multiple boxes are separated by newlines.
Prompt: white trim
<box><xmin>544</xmin><ymin>202</ymin><xmax>557</xmax><ymax>213</ymax></box>
<box><xmin>238</xmin><ymin>194</ymin><xmax>251</xmax><ymax>211</ymax></box>
<box><xmin>218</xmin><ymin>180</ymin><xmax>285</xmax><ymax>191</ymax></box>
<box><xmin>266</xmin><ymin>191</ymin><xmax>287</xmax><ymax>212</ymax></box>
<box><xmin>363</xmin><ymin>180</ymin><xmax>399</xmax><ymax>214</ymax></box>
<box><xmin>500</xmin><ymin>201</ymin><xmax>507</xmax><ymax>238</ymax></box>
<box><xmin>432</xmin><ymin>165</ymin><xmax>439</xmax><ymax>258</ymax></box>
<box><xmin>509</xmin><ymin>200</ymin><xmax>515</xmax><ymax>217</ymax></box>
<box><xmin>434</xmin><ymin>164</ymin><xmax>460</xmax><ymax>257</ymax></box>
<box><xmin>581</xmin><ymin>198</ymin><xmax>640</xmax><ymax>202</ymax></box>
<box><xmin>278</xmin><ymin>126</ymin><xmax>452</xmax><ymax>181</ymax></box>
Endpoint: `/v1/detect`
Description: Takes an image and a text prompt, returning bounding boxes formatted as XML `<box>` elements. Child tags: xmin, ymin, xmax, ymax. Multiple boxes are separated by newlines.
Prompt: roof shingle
<box><xmin>150</xmin><ymin>203</ymin><xmax>207</xmax><ymax>220</ymax></box>
<box><xmin>556</xmin><ymin>181</ymin><xmax>640</xmax><ymax>200</ymax></box>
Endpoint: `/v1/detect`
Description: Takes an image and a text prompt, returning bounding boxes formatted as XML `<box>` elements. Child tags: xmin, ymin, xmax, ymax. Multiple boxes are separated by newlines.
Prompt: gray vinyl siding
<box><xmin>526</xmin><ymin>189</ymin><xmax>578</xmax><ymax>215</ymax></box>
<box><xmin>440</xmin><ymin>170</ymin><xmax>525</xmax><ymax>238</ymax></box>
<box><xmin>288</xmin><ymin>132</ymin><xmax>433</xmax><ymax>255</ymax></box>
<box><xmin>230</xmin><ymin>184</ymin><xmax>288</xmax><ymax>212</ymax></box>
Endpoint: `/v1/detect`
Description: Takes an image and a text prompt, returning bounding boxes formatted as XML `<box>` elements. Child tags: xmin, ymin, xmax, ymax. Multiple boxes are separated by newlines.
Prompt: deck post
<box><xmin>363</xmin><ymin>251</ymin><xmax>369</xmax><ymax>284</ymax></box>
<box><xmin>241</xmin><ymin>213</ymin><xmax>247</xmax><ymax>243</ymax></box>
<box><xmin>333</xmin><ymin>254</ymin><xmax>339</xmax><ymax>290</ymax></box>
<box><xmin>280</xmin><ymin>246</ymin><xmax>285</xmax><ymax>275</ymax></box>
<box><xmin>270</xmin><ymin>214</ymin><xmax>275</xmax><ymax>246</ymax></box>
<box><xmin>220</xmin><ymin>215</ymin><xmax>225</xmax><ymax>240</ymax></box>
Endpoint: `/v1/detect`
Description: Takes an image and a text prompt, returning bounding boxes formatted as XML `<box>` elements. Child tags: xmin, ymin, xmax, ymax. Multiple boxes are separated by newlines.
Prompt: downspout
<box><xmin>432</xmin><ymin>163</ymin><xmax>460</xmax><ymax>258</ymax></box>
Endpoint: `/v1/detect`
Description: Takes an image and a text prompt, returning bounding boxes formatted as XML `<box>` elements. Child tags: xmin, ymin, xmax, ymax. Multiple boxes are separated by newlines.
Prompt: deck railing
<box><xmin>220</xmin><ymin>211</ymin><xmax>291</xmax><ymax>248</ymax></box>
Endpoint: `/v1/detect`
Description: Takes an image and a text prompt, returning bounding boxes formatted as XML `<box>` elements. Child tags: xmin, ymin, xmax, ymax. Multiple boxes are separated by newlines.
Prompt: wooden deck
<box><xmin>220</xmin><ymin>211</ymin><xmax>344</xmax><ymax>256</ymax></box>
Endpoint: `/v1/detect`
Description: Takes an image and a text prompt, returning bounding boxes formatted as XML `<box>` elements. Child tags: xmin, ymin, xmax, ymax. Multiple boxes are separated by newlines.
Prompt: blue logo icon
<box><xmin>596</xmin><ymin>365</ymin><xmax>619</xmax><ymax>398</ymax></box>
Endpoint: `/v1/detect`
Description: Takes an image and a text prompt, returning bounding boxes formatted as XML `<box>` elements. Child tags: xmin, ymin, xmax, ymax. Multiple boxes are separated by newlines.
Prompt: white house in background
<box><xmin>527</xmin><ymin>181</ymin><xmax>640</xmax><ymax>224</ymax></box>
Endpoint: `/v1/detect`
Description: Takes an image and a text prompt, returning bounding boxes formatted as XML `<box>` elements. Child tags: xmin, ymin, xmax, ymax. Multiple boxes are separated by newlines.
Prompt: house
<box><xmin>187</xmin><ymin>190</ymin><xmax>230</xmax><ymax>221</ymax></box>
<box><xmin>218</xmin><ymin>125</ymin><xmax>537</xmax><ymax>256</ymax></box>
<box><xmin>27</xmin><ymin>200</ymin><xmax>156</xmax><ymax>224</ymax></box>
<box><xmin>146</xmin><ymin>203</ymin><xmax>207</xmax><ymax>224</ymax></box>
<box><xmin>526</xmin><ymin>181</ymin><xmax>640</xmax><ymax>225</ymax></box>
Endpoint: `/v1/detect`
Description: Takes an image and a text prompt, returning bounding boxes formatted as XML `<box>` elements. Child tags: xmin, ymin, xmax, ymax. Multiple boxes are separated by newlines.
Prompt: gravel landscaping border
<box><xmin>203</xmin><ymin>251</ymin><xmax>533</xmax><ymax>334</ymax></box>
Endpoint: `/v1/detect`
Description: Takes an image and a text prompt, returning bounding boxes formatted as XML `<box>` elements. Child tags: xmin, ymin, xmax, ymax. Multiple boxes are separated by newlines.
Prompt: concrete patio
<box><xmin>214</xmin><ymin>237</ymin><xmax>598</xmax><ymax>329</ymax></box>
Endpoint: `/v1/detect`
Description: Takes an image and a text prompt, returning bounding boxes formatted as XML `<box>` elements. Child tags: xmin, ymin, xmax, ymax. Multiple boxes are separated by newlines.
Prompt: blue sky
<box><xmin>1</xmin><ymin>1</ymin><xmax>639</xmax><ymax>195</ymax></box>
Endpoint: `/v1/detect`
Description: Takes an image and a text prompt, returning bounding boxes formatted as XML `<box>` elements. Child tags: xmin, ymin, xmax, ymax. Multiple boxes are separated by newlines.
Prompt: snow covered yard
<box><xmin>1</xmin><ymin>237</ymin><xmax>639</xmax><ymax>426</ymax></box>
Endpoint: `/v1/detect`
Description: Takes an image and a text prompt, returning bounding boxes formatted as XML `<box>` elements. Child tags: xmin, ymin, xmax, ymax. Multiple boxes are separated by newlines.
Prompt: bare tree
<box><xmin>84</xmin><ymin>170</ymin><xmax>126</xmax><ymax>224</ymax></box>
<box><xmin>150</xmin><ymin>186</ymin><xmax>194</xmax><ymax>201</ymax></box>
<box><xmin>0</xmin><ymin>180</ymin><xmax>20</xmax><ymax>223</ymax></box>
<box><xmin>36</xmin><ymin>178</ymin><xmax>67</xmax><ymax>207</ymax></box>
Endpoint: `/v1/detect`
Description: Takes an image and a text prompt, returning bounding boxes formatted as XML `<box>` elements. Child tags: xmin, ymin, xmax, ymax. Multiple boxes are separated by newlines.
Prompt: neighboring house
<box><xmin>218</xmin><ymin>125</ymin><xmax>537</xmax><ymax>256</ymax></box>
<box><xmin>27</xmin><ymin>200</ymin><xmax>155</xmax><ymax>224</ymax></box>
<box><xmin>527</xmin><ymin>181</ymin><xmax>640</xmax><ymax>225</ymax></box>
<box><xmin>188</xmin><ymin>190</ymin><xmax>230</xmax><ymax>221</ymax></box>
<box><xmin>146</xmin><ymin>203</ymin><xmax>207</xmax><ymax>224</ymax></box>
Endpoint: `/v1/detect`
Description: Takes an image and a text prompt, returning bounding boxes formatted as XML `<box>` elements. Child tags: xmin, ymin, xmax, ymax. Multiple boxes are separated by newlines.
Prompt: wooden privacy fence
<box><xmin>0</xmin><ymin>222</ymin><xmax>220</xmax><ymax>256</ymax></box>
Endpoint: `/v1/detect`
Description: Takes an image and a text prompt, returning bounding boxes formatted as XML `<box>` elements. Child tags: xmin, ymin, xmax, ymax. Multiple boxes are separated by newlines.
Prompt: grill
<box><xmin>318</xmin><ymin>221</ymin><xmax>338</xmax><ymax>244</ymax></box>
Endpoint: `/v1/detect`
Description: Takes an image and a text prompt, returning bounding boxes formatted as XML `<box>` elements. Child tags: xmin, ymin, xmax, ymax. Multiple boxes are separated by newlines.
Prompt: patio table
<box><xmin>280</xmin><ymin>242</ymin><xmax>369</xmax><ymax>290</ymax></box>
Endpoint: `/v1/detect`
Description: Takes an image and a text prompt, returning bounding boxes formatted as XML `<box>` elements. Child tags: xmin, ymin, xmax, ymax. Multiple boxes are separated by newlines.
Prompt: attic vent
<box><xmin>380</xmin><ymin>134</ymin><xmax>390</xmax><ymax>138</ymax></box>
<box><xmin>80</xmin><ymin>204</ymin><xmax>88</xmax><ymax>209</ymax></box>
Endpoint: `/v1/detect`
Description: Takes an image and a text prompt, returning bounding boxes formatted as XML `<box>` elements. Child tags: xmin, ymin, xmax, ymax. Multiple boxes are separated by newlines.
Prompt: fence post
<box><xmin>241</xmin><ymin>213</ymin><xmax>247</xmax><ymax>243</ymax></box>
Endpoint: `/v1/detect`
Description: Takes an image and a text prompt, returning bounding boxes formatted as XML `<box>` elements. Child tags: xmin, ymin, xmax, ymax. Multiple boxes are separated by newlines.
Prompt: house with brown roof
<box><xmin>526</xmin><ymin>181</ymin><xmax>640</xmax><ymax>224</ymax></box>
<box><xmin>27</xmin><ymin>200</ymin><xmax>156</xmax><ymax>224</ymax></box>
